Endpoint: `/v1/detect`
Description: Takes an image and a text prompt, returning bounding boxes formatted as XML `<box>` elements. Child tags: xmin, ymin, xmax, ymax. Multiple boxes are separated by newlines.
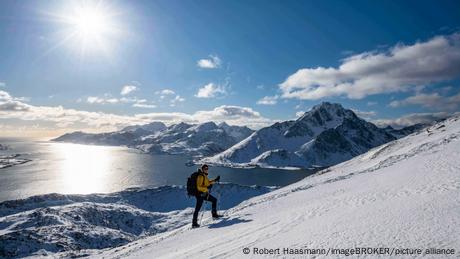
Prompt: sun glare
<box><xmin>46</xmin><ymin>0</ymin><xmax>123</xmax><ymax>57</ymax></box>
<box><xmin>72</xmin><ymin>7</ymin><xmax>111</xmax><ymax>37</ymax></box>
<box><xmin>54</xmin><ymin>143</ymin><xmax>111</xmax><ymax>194</ymax></box>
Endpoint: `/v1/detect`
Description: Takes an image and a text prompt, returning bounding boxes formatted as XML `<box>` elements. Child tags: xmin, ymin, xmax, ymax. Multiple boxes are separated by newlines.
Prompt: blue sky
<box><xmin>1</xmin><ymin>0</ymin><xmax>460</xmax><ymax>137</ymax></box>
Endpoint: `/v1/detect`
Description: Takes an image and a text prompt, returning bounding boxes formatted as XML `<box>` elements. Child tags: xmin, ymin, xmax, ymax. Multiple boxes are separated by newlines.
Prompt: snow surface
<box><xmin>0</xmin><ymin>184</ymin><xmax>274</xmax><ymax>258</ymax></box>
<box><xmin>91</xmin><ymin>115</ymin><xmax>460</xmax><ymax>258</ymax></box>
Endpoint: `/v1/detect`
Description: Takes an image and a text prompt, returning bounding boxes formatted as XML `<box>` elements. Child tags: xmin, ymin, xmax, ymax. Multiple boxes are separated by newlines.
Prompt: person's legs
<box><xmin>192</xmin><ymin>195</ymin><xmax>204</xmax><ymax>225</ymax></box>
<box><xmin>204</xmin><ymin>193</ymin><xmax>218</xmax><ymax>216</ymax></box>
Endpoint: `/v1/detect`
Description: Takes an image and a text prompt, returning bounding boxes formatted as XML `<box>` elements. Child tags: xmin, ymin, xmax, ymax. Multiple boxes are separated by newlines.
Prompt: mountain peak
<box><xmin>193</xmin><ymin>121</ymin><xmax>218</xmax><ymax>132</ymax></box>
<box><xmin>170</xmin><ymin>122</ymin><xmax>193</xmax><ymax>132</ymax></box>
<box><xmin>218</xmin><ymin>122</ymin><xmax>230</xmax><ymax>128</ymax></box>
<box><xmin>295</xmin><ymin>102</ymin><xmax>355</xmax><ymax>128</ymax></box>
<box><xmin>312</xmin><ymin>101</ymin><xmax>344</xmax><ymax>111</ymax></box>
<box><xmin>121</xmin><ymin>121</ymin><xmax>166</xmax><ymax>132</ymax></box>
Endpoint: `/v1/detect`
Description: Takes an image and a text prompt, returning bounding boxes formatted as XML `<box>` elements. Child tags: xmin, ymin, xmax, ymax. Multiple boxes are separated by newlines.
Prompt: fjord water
<box><xmin>0</xmin><ymin>138</ymin><xmax>316</xmax><ymax>202</ymax></box>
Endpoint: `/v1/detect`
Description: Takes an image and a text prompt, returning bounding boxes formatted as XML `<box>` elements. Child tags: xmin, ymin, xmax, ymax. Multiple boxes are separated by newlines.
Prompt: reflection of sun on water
<box><xmin>55</xmin><ymin>143</ymin><xmax>111</xmax><ymax>194</ymax></box>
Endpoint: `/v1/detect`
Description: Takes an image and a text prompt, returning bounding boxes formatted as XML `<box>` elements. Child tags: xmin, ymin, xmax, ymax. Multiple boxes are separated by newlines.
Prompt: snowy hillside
<box><xmin>0</xmin><ymin>184</ymin><xmax>274</xmax><ymax>258</ymax></box>
<box><xmin>96</xmin><ymin>114</ymin><xmax>460</xmax><ymax>259</ymax></box>
<box><xmin>203</xmin><ymin>102</ymin><xmax>396</xmax><ymax>169</ymax></box>
<box><xmin>52</xmin><ymin>122</ymin><xmax>253</xmax><ymax>158</ymax></box>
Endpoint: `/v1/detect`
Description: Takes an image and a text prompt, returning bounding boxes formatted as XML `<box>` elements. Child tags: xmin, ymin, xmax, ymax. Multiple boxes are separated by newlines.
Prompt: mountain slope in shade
<box><xmin>383</xmin><ymin>123</ymin><xmax>432</xmax><ymax>138</ymax></box>
<box><xmin>203</xmin><ymin>102</ymin><xmax>395</xmax><ymax>169</ymax></box>
<box><xmin>96</xmin><ymin>114</ymin><xmax>460</xmax><ymax>259</ymax></box>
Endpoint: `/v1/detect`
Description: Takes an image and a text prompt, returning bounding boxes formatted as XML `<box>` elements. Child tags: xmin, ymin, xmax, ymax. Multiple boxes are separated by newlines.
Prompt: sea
<box><xmin>0</xmin><ymin>137</ymin><xmax>317</xmax><ymax>202</ymax></box>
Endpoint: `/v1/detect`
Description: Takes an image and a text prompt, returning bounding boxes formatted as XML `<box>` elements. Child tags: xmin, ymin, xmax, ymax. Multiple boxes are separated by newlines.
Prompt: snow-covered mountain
<box><xmin>52</xmin><ymin>122</ymin><xmax>168</xmax><ymax>146</ymax></box>
<box><xmin>52</xmin><ymin>131</ymin><xmax>141</xmax><ymax>146</ymax></box>
<box><xmin>136</xmin><ymin>121</ymin><xmax>253</xmax><ymax>157</ymax></box>
<box><xmin>52</xmin><ymin>122</ymin><xmax>253</xmax><ymax>158</ymax></box>
<box><xmin>96</xmin><ymin>113</ymin><xmax>460</xmax><ymax>259</ymax></box>
<box><xmin>203</xmin><ymin>102</ymin><xmax>396</xmax><ymax>169</ymax></box>
<box><xmin>121</xmin><ymin>121</ymin><xmax>168</xmax><ymax>133</ymax></box>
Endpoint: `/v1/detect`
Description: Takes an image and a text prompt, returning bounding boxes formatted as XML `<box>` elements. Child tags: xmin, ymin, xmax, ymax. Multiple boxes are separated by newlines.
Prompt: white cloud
<box><xmin>120</xmin><ymin>97</ymin><xmax>146</xmax><ymax>104</ymax></box>
<box><xmin>134</xmin><ymin>105</ymin><xmax>273</xmax><ymax>129</ymax></box>
<box><xmin>120</xmin><ymin>85</ymin><xmax>138</xmax><ymax>95</ymax></box>
<box><xmin>87</xmin><ymin>96</ymin><xmax>119</xmax><ymax>104</ymax></box>
<box><xmin>351</xmin><ymin>109</ymin><xmax>377</xmax><ymax>120</ymax></box>
<box><xmin>192</xmin><ymin>105</ymin><xmax>273</xmax><ymax>129</ymax></box>
<box><xmin>162</xmin><ymin>89</ymin><xmax>175</xmax><ymax>95</ymax></box>
<box><xmin>169</xmin><ymin>95</ymin><xmax>185</xmax><ymax>107</ymax></box>
<box><xmin>372</xmin><ymin>112</ymin><xmax>451</xmax><ymax>129</ymax></box>
<box><xmin>86</xmin><ymin>96</ymin><xmax>153</xmax><ymax>105</ymax></box>
<box><xmin>195</xmin><ymin>83</ymin><xmax>227</xmax><ymax>98</ymax></box>
<box><xmin>155</xmin><ymin>89</ymin><xmax>175</xmax><ymax>95</ymax></box>
<box><xmin>257</xmin><ymin>95</ymin><xmax>279</xmax><ymax>105</ymax></box>
<box><xmin>280</xmin><ymin>33</ymin><xmax>460</xmax><ymax>100</ymax></box>
<box><xmin>0</xmin><ymin>90</ymin><xmax>31</xmax><ymax>111</ymax></box>
<box><xmin>389</xmin><ymin>91</ymin><xmax>460</xmax><ymax>110</ymax></box>
<box><xmin>197</xmin><ymin>55</ymin><xmax>221</xmax><ymax>69</ymax></box>
<box><xmin>132</xmin><ymin>103</ymin><xmax>157</xmax><ymax>109</ymax></box>
<box><xmin>0</xmin><ymin>90</ymin><xmax>274</xmax><ymax>134</ymax></box>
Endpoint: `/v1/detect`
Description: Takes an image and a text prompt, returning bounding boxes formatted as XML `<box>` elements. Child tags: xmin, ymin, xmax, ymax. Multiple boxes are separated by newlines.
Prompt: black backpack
<box><xmin>186</xmin><ymin>171</ymin><xmax>204</xmax><ymax>197</ymax></box>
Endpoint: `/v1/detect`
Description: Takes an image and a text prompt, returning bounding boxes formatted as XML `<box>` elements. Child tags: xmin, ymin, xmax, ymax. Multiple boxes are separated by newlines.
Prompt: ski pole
<box><xmin>215</xmin><ymin>184</ymin><xmax>221</xmax><ymax>214</ymax></box>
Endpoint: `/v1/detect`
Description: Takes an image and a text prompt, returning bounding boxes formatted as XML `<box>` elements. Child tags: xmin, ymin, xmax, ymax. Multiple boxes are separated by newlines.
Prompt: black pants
<box><xmin>192</xmin><ymin>193</ymin><xmax>217</xmax><ymax>224</ymax></box>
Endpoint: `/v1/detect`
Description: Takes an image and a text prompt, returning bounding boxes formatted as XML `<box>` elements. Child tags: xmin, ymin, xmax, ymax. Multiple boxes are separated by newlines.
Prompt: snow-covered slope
<box><xmin>52</xmin><ymin>122</ymin><xmax>254</xmax><ymax>158</ymax></box>
<box><xmin>97</xmin><ymin>114</ymin><xmax>460</xmax><ymax>259</ymax></box>
<box><xmin>0</xmin><ymin>184</ymin><xmax>274</xmax><ymax>258</ymax></box>
<box><xmin>203</xmin><ymin>102</ymin><xmax>395</xmax><ymax>169</ymax></box>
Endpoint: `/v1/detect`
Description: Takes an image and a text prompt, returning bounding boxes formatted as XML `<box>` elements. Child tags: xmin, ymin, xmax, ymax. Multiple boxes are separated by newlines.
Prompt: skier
<box><xmin>192</xmin><ymin>164</ymin><xmax>222</xmax><ymax>228</ymax></box>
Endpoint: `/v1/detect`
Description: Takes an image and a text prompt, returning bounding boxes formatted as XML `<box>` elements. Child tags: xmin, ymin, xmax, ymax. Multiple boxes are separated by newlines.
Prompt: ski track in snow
<box><xmin>91</xmin><ymin>116</ymin><xmax>460</xmax><ymax>259</ymax></box>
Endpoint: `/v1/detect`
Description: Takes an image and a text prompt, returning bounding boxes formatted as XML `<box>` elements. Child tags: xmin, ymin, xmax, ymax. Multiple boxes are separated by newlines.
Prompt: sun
<box><xmin>73</xmin><ymin>8</ymin><xmax>111</xmax><ymax>37</ymax></box>
<box><xmin>46</xmin><ymin>1</ymin><xmax>123</xmax><ymax>57</ymax></box>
